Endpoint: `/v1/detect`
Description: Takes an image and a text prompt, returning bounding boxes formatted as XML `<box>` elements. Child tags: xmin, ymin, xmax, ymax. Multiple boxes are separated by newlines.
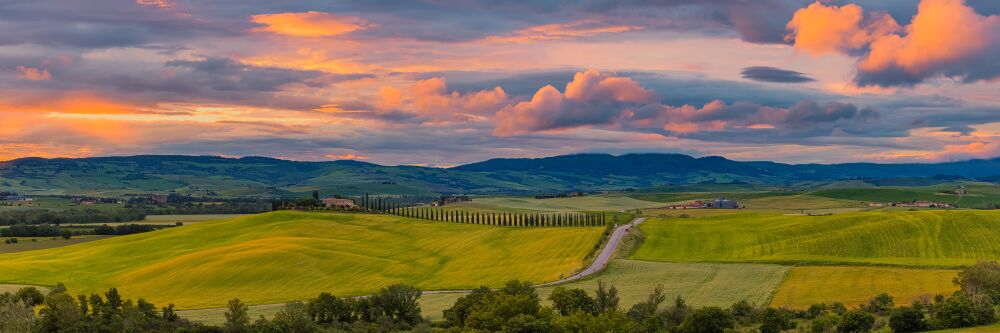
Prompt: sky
<box><xmin>1</xmin><ymin>0</ymin><xmax>999</xmax><ymax>166</ymax></box>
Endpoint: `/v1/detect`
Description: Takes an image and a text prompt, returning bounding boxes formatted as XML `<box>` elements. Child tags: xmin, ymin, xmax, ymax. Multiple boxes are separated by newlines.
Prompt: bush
<box><xmin>837</xmin><ymin>309</ymin><xmax>874</xmax><ymax>333</ymax></box>
<box><xmin>679</xmin><ymin>306</ymin><xmax>734</xmax><ymax>333</ymax></box>
<box><xmin>889</xmin><ymin>306</ymin><xmax>927</xmax><ymax>333</ymax></box>
<box><xmin>954</xmin><ymin>261</ymin><xmax>1000</xmax><ymax>303</ymax></box>
<box><xmin>862</xmin><ymin>293</ymin><xmax>894</xmax><ymax>315</ymax></box>
<box><xmin>759</xmin><ymin>307</ymin><xmax>795</xmax><ymax>333</ymax></box>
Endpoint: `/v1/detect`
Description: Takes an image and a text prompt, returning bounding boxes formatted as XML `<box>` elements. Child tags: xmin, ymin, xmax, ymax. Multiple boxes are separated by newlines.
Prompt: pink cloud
<box><xmin>482</xmin><ymin>19</ymin><xmax>642</xmax><ymax>43</ymax></box>
<box><xmin>15</xmin><ymin>66</ymin><xmax>52</xmax><ymax>81</ymax></box>
<box><xmin>251</xmin><ymin>12</ymin><xmax>373</xmax><ymax>37</ymax></box>
<box><xmin>494</xmin><ymin>69</ymin><xmax>653</xmax><ymax>136</ymax></box>
<box><xmin>786</xmin><ymin>0</ymin><xmax>1000</xmax><ymax>86</ymax></box>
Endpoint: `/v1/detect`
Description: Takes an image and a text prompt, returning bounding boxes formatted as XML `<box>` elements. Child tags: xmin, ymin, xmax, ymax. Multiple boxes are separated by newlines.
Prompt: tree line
<box><xmin>5</xmin><ymin>261</ymin><xmax>1000</xmax><ymax>332</ymax></box>
<box><xmin>1</xmin><ymin>223</ymin><xmax>175</xmax><ymax>238</ymax></box>
<box><xmin>388</xmin><ymin>208</ymin><xmax>607</xmax><ymax>227</ymax></box>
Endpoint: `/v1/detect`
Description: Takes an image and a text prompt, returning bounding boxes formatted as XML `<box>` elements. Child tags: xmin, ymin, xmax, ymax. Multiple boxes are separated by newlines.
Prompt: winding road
<box><xmin>535</xmin><ymin>217</ymin><xmax>646</xmax><ymax>287</ymax></box>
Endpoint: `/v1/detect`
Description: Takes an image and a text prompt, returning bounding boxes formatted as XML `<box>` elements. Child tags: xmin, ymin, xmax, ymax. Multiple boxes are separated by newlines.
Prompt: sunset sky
<box><xmin>2</xmin><ymin>0</ymin><xmax>999</xmax><ymax>166</ymax></box>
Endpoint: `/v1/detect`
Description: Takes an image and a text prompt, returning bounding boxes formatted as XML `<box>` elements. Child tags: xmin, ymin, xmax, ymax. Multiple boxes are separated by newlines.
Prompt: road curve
<box><xmin>534</xmin><ymin>217</ymin><xmax>646</xmax><ymax>287</ymax></box>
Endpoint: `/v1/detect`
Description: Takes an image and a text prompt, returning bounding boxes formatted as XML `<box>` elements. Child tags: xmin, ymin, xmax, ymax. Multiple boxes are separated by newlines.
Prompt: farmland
<box><xmin>179</xmin><ymin>259</ymin><xmax>789</xmax><ymax>324</ymax></box>
<box><xmin>770</xmin><ymin>266</ymin><xmax>960</xmax><ymax>309</ymax></box>
<box><xmin>630</xmin><ymin>210</ymin><xmax>1000</xmax><ymax>267</ymax></box>
<box><xmin>0</xmin><ymin>211</ymin><xmax>604</xmax><ymax>308</ymax></box>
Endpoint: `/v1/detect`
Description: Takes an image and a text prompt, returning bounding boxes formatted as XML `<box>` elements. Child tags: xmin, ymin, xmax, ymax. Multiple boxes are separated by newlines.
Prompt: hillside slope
<box><xmin>631</xmin><ymin>210</ymin><xmax>1000</xmax><ymax>267</ymax></box>
<box><xmin>0</xmin><ymin>211</ymin><xmax>604</xmax><ymax>308</ymax></box>
<box><xmin>2</xmin><ymin>153</ymin><xmax>1000</xmax><ymax>196</ymax></box>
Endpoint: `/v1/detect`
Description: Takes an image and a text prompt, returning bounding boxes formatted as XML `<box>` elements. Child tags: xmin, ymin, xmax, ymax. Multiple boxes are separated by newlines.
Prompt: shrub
<box><xmin>889</xmin><ymin>306</ymin><xmax>927</xmax><ymax>333</ymax></box>
<box><xmin>678</xmin><ymin>306</ymin><xmax>734</xmax><ymax>333</ymax></box>
<box><xmin>837</xmin><ymin>309</ymin><xmax>874</xmax><ymax>333</ymax></box>
<box><xmin>759</xmin><ymin>307</ymin><xmax>795</xmax><ymax>333</ymax></box>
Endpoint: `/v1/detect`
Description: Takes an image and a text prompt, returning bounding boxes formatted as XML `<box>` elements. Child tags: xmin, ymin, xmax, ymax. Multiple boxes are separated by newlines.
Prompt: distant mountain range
<box><xmin>1</xmin><ymin>154</ymin><xmax>998</xmax><ymax>197</ymax></box>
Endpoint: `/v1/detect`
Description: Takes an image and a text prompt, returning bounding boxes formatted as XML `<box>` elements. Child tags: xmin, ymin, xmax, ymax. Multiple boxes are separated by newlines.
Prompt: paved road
<box><xmin>535</xmin><ymin>217</ymin><xmax>646</xmax><ymax>287</ymax></box>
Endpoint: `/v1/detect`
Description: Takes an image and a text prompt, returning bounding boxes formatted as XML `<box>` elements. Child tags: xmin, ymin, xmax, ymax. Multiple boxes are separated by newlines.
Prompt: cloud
<box><xmin>494</xmin><ymin>69</ymin><xmax>653</xmax><ymax>135</ymax></box>
<box><xmin>15</xmin><ymin>66</ymin><xmax>52</xmax><ymax>81</ymax></box>
<box><xmin>251</xmin><ymin>11</ymin><xmax>373</xmax><ymax>37</ymax></box>
<box><xmin>940</xmin><ymin>125</ymin><xmax>976</xmax><ymax>135</ymax></box>
<box><xmin>786</xmin><ymin>0</ymin><xmax>1000</xmax><ymax>87</ymax></box>
<box><xmin>493</xmin><ymin>69</ymin><xmax>886</xmax><ymax>142</ymax></box>
<box><xmin>740</xmin><ymin>66</ymin><xmax>815</xmax><ymax>83</ymax></box>
<box><xmin>482</xmin><ymin>19</ymin><xmax>641</xmax><ymax>43</ymax></box>
<box><xmin>135</xmin><ymin>0</ymin><xmax>176</xmax><ymax>9</ymax></box>
<box><xmin>785</xmin><ymin>2</ymin><xmax>900</xmax><ymax>55</ymax></box>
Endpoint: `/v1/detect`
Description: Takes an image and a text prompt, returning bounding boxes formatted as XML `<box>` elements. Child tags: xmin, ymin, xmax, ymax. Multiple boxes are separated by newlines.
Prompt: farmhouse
<box><xmin>433</xmin><ymin>195</ymin><xmax>470</xmax><ymax>206</ymax></box>
<box><xmin>955</xmin><ymin>185</ymin><xmax>967</xmax><ymax>195</ymax></box>
<box><xmin>709</xmin><ymin>198</ymin><xmax>740</xmax><ymax>209</ymax></box>
<box><xmin>666</xmin><ymin>200</ymin><xmax>706</xmax><ymax>209</ymax></box>
<box><xmin>0</xmin><ymin>192</ymin><xmax>32</xmax><ymax>201</ymax></box>
<box><xmin>149</xmin><ymin>194</ymin><xmax>169</xmax><ymax>204</ymax></box>
<box><xmin>323</xmin><ymin>198</ymin><xmax>357</xmax><ymax>209</ymax></box>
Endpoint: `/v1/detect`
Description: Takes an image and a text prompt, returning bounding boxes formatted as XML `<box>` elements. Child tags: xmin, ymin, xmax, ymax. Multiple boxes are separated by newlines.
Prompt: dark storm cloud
<box><xmin>740</xmin><ymin>66</ymin><xmax>815</xmax><ymax>83</ymax></box>
<box><xmin>941</xmin><ymin>125</ymin><xmax>976</xmax><ymax>136</ymax></box>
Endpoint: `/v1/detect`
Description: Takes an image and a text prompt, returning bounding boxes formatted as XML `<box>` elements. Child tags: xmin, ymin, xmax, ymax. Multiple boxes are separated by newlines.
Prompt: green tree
<box><xmin>954</xmin><ymin>261</ymin><xmax>1000</xmax><ymax>303</ymax></box>
<box><xmin>678</xmin><ymin>306</ymin><xmax>734</xmax><ymax>333</ymax></box>
<box><xmin>224</xmin><ymin>298</ymin><xmax>251</xmax><ymax>333</ymax></box>
<box><xmin>595</xmin><ymin>280</ymin><xmax>619</xmax><ymax>313</ymax></box>
<box><xmin>37</xmin><ymin>292</ymin><xmax>81</xmax><ymax>332</ymax></box>
<box><xmin>837</xmin><ymin>309</ymin><xmax>875</xmax><ymax>333</ymax></box>
<box><xmin>862</xmin><ymin>293</ymin><xmax>894</xmax><ymax>315</ymax></box>
<box><xmin>307</xmin><ymin>292</ymin><xmax>351</xmax><ymax>325</ymax></box>
<box><xmin>759</xmin><ymin>307</ymin><xmax>795</xmax><ymax>333</ymax></box>
<box><xmin>889</xmin><ymin>306</ymin><xmax>926</xmax><ymax>333</ymax></box>
<box><xmin>271</xmin><ymin>302</ymin><xmax>318</xmax><ymax>333</ymax></box>
<box><xmin>14</xmin><ymin>287</ymin><xmax>44</xmax><ymax>307</ymax></box>
<box><xmin>548</xmin><ymin>287</ymin><xmax>596</xmax><ymax>315</ymax></box>
<box><xmin>371</xmin><ymin>284</ymin><xmax>423</xmax><ymax>326</ymax></box>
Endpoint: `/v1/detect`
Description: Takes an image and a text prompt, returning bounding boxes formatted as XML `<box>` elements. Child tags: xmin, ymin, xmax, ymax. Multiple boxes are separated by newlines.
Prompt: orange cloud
<box><xmin>15</xmin><ymin>66</ymin><xmax>52</xmax><ymax>81</ymax></box>
<box><xmin>859</xmin><ymin>0</ymin><xmax>1000</xmax><ymax>80</ymax></box>
<box><xmin>787</xmin><ymin>0</ymin><xmax>1000</xmax><ymax>86</ymax></box>
<box><xmin>484</xmin><ymin>19</ymin><xmax>641</xmax><ymax>43</ymax></box>
<box><xmin>135</xmin><ymin>0</ymin><xmax>175</xmax><ymax>9</ymax></box>
<box><xmin>785</xmin><ymin>2</ymin><xmax>899</xmax><ymax>55</ymax></box>
<box><xmin>383</xmin><ymin>77</ymin><xmax>507</xmax><ymax>122</ymax></box>
<box><xmin>251</xmin><ymin>12</ymin><xmax>372</xmax><ymax>37</ymax></box>
<box><xmin>494</xmin><ymin>69</ymin><xmax>653</xmax><ymax>136</ymax></box>
<box><xmin>325</xmin><ymin>153</ymin><xmax>369</xmax><ymax>160</ymax></box>
<box><xmin>1</xmin><ymin>93</ymin><xmax>135</xmax><ymax>114</ymax></box>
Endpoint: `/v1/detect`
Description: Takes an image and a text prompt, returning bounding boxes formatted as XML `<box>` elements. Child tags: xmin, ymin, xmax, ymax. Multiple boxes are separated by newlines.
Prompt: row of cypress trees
<box><xmin>387</xmin><ymin>207</ymin><xmax>606</xmax><ymax>227</ymax></box>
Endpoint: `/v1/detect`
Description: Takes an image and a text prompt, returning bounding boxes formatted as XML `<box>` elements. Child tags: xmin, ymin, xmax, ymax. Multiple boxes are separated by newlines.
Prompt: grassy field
<box><xmin>180</xmin><ymin>260</ymin><xmax>788</xmax><ymax>324</ymax></box>
<box><xmin>142</xmin><ymin>214</ymin><xmax>248</xmax><ymax>224</ymax></box>
<box><xmin>812</xmin><ymin>183</ymin><xmax>1000</xmax><ymax>209</ymax></box>
<box><xmin>631</xmin><ymin>210</ymin><xmax>1000</xmax><ymax>267</ymax></box>
<box><xmin>473</xmin><ymin>195</ymin><xmax>662</xmax><ymax>212</ymax></box>
<box><xmin>0</xmin><ymin>235</ymin><xmax>114</xmax><ymax>254</ymax></box>
<box><xmin>0</xmin><ymin>211</ymin><xmax>604</xmax><ymax>309</ymax></box>
<box><xmin>770</xmin><ymin>266</ymin><xmax>959</xmax><ymax>309</ymax></box>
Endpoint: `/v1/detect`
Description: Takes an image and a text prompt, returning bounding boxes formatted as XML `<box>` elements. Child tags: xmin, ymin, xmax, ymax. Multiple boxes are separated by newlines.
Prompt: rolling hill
<box><xmin>631</xmin><ymin>210</ymin><xmax>1000</xmax><ymax>267</ymax></box>
<box><xmin>0</xmin><ymin>211</ymin><xmax>604</xmax><ymax>308</ymax></box>
<box><xmin>2</xmin><ymin>153</ymin><xmax>1000</xmax><ymax>197</ymax></box>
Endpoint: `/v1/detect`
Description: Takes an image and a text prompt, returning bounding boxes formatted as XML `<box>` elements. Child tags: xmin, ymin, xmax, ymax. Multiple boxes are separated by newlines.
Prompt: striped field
<box><xmin>770</xmin><ymin>266</ymin><xmax>959</xmax><ymax>309</ymax></box>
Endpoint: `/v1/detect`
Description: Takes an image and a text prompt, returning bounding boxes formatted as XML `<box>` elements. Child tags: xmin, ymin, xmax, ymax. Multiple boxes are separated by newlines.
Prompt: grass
<box><xmin>142</xmin><ymin>214</ymin><xmax>248</xmax><ymax>224</ymax></box>
<box><xmin>0</xmin><ymin>211</ymin><xmax>604</xmax><ymax>309</ymax></box>
<box><xmin>770</xmin><ymin>266</ymin><xmax>959</xmax><ymax>309</ymax></box>
<box><xmin>0</xmin><ymin>284</ymin><xmax>48</xmax><ymax>294</ymax></box>
<box><xmin>180</xmin><ymin>260</ymin><xmax>788</xmax><ymax>324</ymax></box>
<box><xmin>630</xmin><ymin>210</ymin><xmax>1000</xmax><ymax>267</ymax></box>
<box><xmin>473</xmin><ymin>195</ymin><xmax>662</xmax><ymax>212</ymax></box>
<box><xmin>0</xmin><ymin>235</ymin><xmax>114</xmax><ymax>254</ymax></box>
<box><xmin>812</xmin><ymin>184</ymin><xmax>1000</xmax><ymax>209</ymax></box>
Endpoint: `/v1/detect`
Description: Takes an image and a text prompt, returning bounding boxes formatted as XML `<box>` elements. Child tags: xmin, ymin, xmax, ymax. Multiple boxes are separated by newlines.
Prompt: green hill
<box><xmin>0</xmin><ymin>211</ymin><xmax>604</xmax><ymax>308</ymax></box>
<box><xmin>631</xmin><ymin>210</ymin><xmax>1000</xmax><ymax>267</ymax></box>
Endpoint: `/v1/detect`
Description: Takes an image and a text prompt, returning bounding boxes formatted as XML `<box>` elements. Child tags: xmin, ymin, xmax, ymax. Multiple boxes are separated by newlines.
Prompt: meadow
<box><xmin>179</xmin><ymin>259</ymin><xmax>789</xmax><ymax>324</ymax></box>
<box><xmin>630</xmin><ymin>210</ymin><xmax>1000</xmax><ymax>267</ymax></box>
<box><xmin>0</xmin><ymin>211</ymin><xmax>604</xmax><ymax>309</ymax></box>
<box><xmin>770</xmin><ymin>266</ymin><xmax>959</xmax><ymax>309</ymax></box>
